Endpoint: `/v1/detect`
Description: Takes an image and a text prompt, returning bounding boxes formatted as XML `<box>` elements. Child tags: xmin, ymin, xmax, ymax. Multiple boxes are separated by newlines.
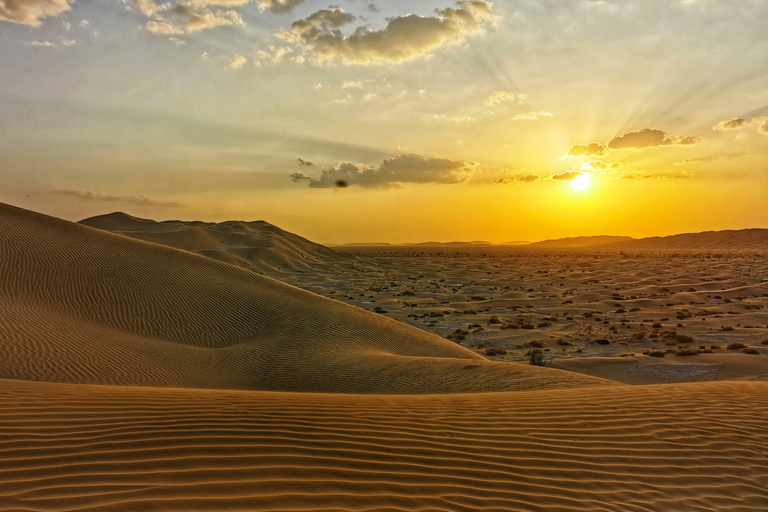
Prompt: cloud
<box><xmin>752</xmin><ymin>117</ymin><xmax>768</xmax><ymax>135</ymax></box>
<box><xmin>228</xmin><ymin>53</ymin><xmax>247</xmax><ymax>68</ymax></box>
<box><xmin>186</xmin><ymin>9</ymin><xmax>244</xmax><ymax>32</ymax></box>
<box><xmin>295</xmin><ymin>153</ymin><xmax>476</xmax><ymax>188</ymax></box>
<box><xmin>565</xmin><ymin>143</ymin><xmax>609</xmax><ymax>158</ymax></box>
<box><xmin>50</xmin><ymin>190</ymin><xmax>181</xmax><ymax>207</ymax></box>
<box><xmin>0</xmin><ymin>0</ymin><xmax>73</xmax><ymax>26</ymax></box>
<box><xmin>550</xmin><ymin>170</ymin><xmax>583</xmax><ymax>181</ymax></box>
<box><xmin>298</xmin><ymin>157</ymin><xmax>313</xmax><ymax>166</ymax></box>
<box><xmin>256</xmin><ymin>45</ymin><xmax>293</xmax><ymax>63</ymax></box>
<box><xmin>256</xmin><ymin>0</ymin><xmax>304</xmax><ymax>13</ymax></box>
<box><xmin>492</xmin><ymin>167</ymin><xmax>540</xmax><ymax>184</ymax></box>
<box><xmin>607</xmin><ymin>128</ymin><xmax>698</xmax><ymax>150</ymax></box>
<box><xmin>290</xmin><ymin>172</ymin><xmax>311</xmax><ymax>182</ymax></box>
<box><xmin>714</xmin><ymin>117</ymin><xmax>747</xmax><ymax>130</ymax></box>
<box><xmin>134</xmin><ymin>0</ymin><xmax>170</xmax><ymax>18</ymax></box>
<box><xmin>24</xmin><ymin>35</ymin><xmax>78</xmax><ymax>47</ymax></box>
<box><xmin>26</xmin><ymin>40</ymin><xmax>55</xmax><ymax>46</ymax></box>
<box><xmin>513</xmin><ymin>111</ymin><xmax>553</xmax><ymax>120</ymax></box>
<box><xmin>275</xmin><ymin>1</ymin><xmax>497</xmax><ymax>65</ymax></box>
<box><xmin>485</xmin><ymin>90</ymin><xmax>525</xmax><ymax>106</ymax></box>
<box><xmin>580</xmin><ymin>160</ymin><xmax>623</xmax><ymax>171</ymax></box>
<box><xmin>146</xmin><ymin>21</ymin><xmax>183</xmax><ymax>35</ymax></box>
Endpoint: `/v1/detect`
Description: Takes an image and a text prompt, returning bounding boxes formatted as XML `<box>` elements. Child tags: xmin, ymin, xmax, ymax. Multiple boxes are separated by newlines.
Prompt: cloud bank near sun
<box><xmin>291</xmin><ymin>153</ymin><xmax>477</xmax><ymax>188</ymax></box>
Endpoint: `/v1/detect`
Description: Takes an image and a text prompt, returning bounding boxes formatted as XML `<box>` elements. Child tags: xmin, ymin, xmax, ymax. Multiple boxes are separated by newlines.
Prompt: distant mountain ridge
<box><xmin>602</xmin><ymin>229</ymin><xmax>768</xmax><ymax>252</ymax></box>
<box><xmin>527</xmin><ymin>236</ymin><xmax>634</xmax><ymax>248</ymax></box>
<box><xmin>79</xmin><ymin>212</ymin><xmax>360</xmax><ymax>273</ymax></box>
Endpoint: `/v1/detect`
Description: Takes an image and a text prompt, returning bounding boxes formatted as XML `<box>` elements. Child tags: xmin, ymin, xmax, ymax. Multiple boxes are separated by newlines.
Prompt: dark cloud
<box><xmin>608</xmin><ymin>128</ymin><xmax>698</xmax><ymax>150</ymax></box>
<box><xmin>50</xmin><ymin>190</ymin><xmax>181</xmax><ymax>207</ymax></box>
<box><xmin>714</xmin><ymin>117</ymin><xmax>747</xmax><ymax>130</ymax></box>
<box><xmin>276</xmin><ymin>1</ymin><xmax>497</xmax><ymax>64</ymax></box>
<box><xmin>565</xmin><ymin>143</ymin><xmax>609</xmax><ymax>158</ymax></box>
<box><xmin>492</xmin><ymin>167</ymin><xmax>540</xmax><ymax>184</ymax></box>
<box><xmin>581</xmin><ymin>160</ymin><xmax>623</xmax><ymax>171</ymax></box>
<box><xmin>295</xmin><ymin>153</ymin><xmax>476</xmax><ymax>188</ymax></box>
<box><xmin>297</xmin><ymin>157</ymin><xmax>313</xmax><ymax>166</ymax></box>
<box><xmin>550</xmin><ymin>170</ymin><xmax>583</xmax><ymax>181</ymax></box>
<box><xmin>290</xmin><ymin>172</ymin><xmax>311</xmax><ymax>182</ymax></box>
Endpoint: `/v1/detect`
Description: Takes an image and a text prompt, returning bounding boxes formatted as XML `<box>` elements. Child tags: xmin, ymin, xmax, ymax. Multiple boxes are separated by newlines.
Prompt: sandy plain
<box><xmin>1</xmin><ymin>203</ymin><xmax>767</xmax><ymax>511</ymax></box>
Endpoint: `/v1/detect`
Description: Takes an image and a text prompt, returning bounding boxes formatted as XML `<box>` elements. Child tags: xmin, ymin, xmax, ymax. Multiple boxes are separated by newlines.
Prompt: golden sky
<box><xmin>1</xmin><ymin>0</ymin><xmax>766</xmax><ymax>243</ymax></box>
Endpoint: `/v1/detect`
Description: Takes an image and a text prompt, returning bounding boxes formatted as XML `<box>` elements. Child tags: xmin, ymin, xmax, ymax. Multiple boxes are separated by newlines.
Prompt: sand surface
<box><xmin>2</xmin><ymin>377</ymin><xmax>767</xmax><ymax>511</ymax></box>
<box><xmin>79</xmin><ymin>212</ymin><xmax>361</xmax><ymax>274</ymax></box>
<box><xmin>2</xmin><ymin>203</ymin><xmax>768</xmax><ymax>510</ymax></box>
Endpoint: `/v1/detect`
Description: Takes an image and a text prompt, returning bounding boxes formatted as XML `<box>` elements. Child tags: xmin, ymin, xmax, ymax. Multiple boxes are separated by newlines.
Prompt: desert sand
<box><xmin>2</xmin><ymin>202</ymin><xmax>768</xmax><ymax>511</ymax></box>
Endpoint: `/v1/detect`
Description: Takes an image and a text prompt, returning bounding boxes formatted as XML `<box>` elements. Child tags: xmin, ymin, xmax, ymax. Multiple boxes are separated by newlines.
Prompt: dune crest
<box><xmin>80</xmin><ymin>211</ymin><xmax>361</xmax><ymax>273</ymax></box>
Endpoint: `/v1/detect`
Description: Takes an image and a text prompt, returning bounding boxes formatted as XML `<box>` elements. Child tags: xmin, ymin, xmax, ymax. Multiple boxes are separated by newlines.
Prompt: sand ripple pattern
<box><xmin>1</xmin><ymin>378</ymin><xmax>767</xmax><ymax>512</ymax></box>
<box><xmin>0</xmin><ymin>203</ymin><xmax>607</xmax><ymax>393</ymax></box>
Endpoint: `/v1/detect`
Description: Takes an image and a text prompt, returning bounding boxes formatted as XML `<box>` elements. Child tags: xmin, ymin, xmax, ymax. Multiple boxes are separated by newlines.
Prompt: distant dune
<box><xmin>526</xmin><ymin>235</ymin><xmax>634</xmax><ymax>248</ymax></box>
<box><xmin>1</xmin><ymin>202</ymin><xmax>604</xmax><ymax>393</ymax></box>
<box><xmin>80</xmin><ymin>211</ymin><xmax>359</xmax><ymax>273</ymax></box>
<box><xmin>413</xmin><ymin>240</ymin><xmax>492</xmax><ymax>246</ymax></box>
<box><xmin>603</xmin><ymin>228</ymin><xmax>768</xmax><ymax>251</ymax></box>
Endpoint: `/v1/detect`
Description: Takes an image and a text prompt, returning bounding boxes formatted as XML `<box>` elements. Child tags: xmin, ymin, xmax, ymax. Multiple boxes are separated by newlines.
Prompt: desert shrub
<box><xmin>537</xmin><ymin>321</ymin><xmax>551</xmax><ymax>328</ymax></box>
<box><xmin>520</xmin><ymin>323</ymin><xmax>534</xmax><ymax>329</ymax></box>
<box><xmin>402</xmin><ymin>290</ymin><xmax>416</xmax><ymax>296</ymax></box>
<box><xmin>595</xmin><ymin>339</ymin><xmax>610</xmax><ymax>345</ymax></box>
<box><xmin>727</xmin><ymin>342</ymin><xmax>746</xmax><ymax>350</ymax></box>
<box><xmin>652</xmin><ymin>322</ymin><xmax>663</xmax><ymax>329</ymax></box>
<box><xmin>632</xmin><ymin>332</ymin><xmax>646</xmax><ymax>339</ymax></box>
<box><xmin>557</xmin><ymin>339</ymin><xmax>571</xmax><ymax>346</ymax></box>
<box><xmin>488</xmin><ymin>316</ymin><xmax>502</xmax><ymax>324</ymax></box>
<box><xmin>762</xmin><ymin>340</ymin><xmax>768</xmax><ymax>345</ymax></box>
<box><xmin>525</xmin><ymin>340</ymin><xmax>543</xmax><ymax>348</ymax></box>
<box><xmin>743</xmin><ymin>348</ymin><xmax>759</xmax><ymax>354</ymax></box>
<box><xmin>721</xmin><ymin>326</ymin><xmax>735</xmax><ymax>332</ymax></box>
<box><xmin>529</xmin><ymin>349</ymin><xmax>545</xmax><ymax>366</ymax></box>
<box><xmin>675</xmin><ymin>349</ymin><xmax>699</xmax><ymax>356</ymax></box>
<box><xmin>675</xmin><ymin>334</ymin><xmax>694</xmax><ymax>344</ymax></box>
<box><xmin>648</xmin><ymin>351</ymin><xmax>665</xmax><ymax>358</ymax></box>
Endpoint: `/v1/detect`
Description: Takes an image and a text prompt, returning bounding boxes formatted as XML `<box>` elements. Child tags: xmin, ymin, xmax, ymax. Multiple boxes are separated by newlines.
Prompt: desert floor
<box><xmin>2</xmin><ymin>204</ymin><xmax>768</xmax><ymax>511</ymax></box>
<box><xmin>288</xmin><ymin>246</ymin><xmax>768</xmax><ymax>385</ymax></box>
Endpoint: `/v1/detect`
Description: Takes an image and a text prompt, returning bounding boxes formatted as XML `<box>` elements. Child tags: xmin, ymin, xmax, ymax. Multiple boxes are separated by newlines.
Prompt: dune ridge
<box><xmin>0</xmin><ymin>202</ymin><xmax>606</xmax><ymax>393</ymax></box>
<box><xmin>79</xmin><ymin>211</ymin><xmax>361</xmax><ymax>273</ymax></box>
<box><xmin>1</xmin><ymin>377</ymin><xmax>767</xmax><ymax>512</ymax></box>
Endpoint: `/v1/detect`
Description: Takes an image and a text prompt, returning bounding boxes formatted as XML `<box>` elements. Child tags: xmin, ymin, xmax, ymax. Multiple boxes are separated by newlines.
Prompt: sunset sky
<box><xmin>1</xmin><ymin>0</ymin><xmax>766</xmax><ymax>243</ymax></box>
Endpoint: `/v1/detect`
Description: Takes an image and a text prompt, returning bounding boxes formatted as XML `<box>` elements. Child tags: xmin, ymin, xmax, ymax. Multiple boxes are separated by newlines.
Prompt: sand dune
<box><xmin>1</xmin><ymin>377</ymin><xmax>767</xmax><ymax>512</ymax></box>
<box><xmin>0</xmin><ymin>202</ymin><xmax>605</xmax><ymax>393</ymax></box>
<box><xmin>527</xmin><ymin>235</ymin><xmax>634</xmax><ymax>248</ymax></box>
<box><xmin>79</xmin><ymin>211</ymin><xmax>361</xmax><ymax>274</ymax></box>
<box><xmin>603</xmin><ymin>228</ymin><xmax>768</xmax><ymax>252</ymax></box>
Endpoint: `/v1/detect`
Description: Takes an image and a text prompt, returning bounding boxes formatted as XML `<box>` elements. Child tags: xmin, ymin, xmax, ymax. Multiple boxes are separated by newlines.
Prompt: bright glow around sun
<box><xmin>570</xmin><ymin>173</ymin><xmax>592</xmax><ymax>192</ymax></box>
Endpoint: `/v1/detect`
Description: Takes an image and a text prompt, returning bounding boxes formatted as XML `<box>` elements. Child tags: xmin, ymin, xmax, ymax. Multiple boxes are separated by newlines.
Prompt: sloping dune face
<box><xmin>79</xmin><ymin>212</ymin><xmax>361</xmax><ymax>273</ymax></box>
<box><xmin>0</xmin><ymin>203</ymin><xmax>606</xmax><ymax>393</ymax></box>
<box><xmin>1</xmin><ymin>378</ymin><xmax>767</xmax><ymax>512</ymax></box>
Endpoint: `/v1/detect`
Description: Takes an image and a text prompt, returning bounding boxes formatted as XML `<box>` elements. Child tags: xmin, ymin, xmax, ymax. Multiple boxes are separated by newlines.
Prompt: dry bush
<box><xmin>727</xmin><ymin>342</ymin><xmax>746</xmax><ymax>350</ymax></box>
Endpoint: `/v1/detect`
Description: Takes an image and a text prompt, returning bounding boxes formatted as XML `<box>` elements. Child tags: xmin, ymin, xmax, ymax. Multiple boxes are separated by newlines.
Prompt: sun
<box><xmin>570</xmin><ymin>173</ymin><xmax>592</xmax><ymax>192</ymax></box>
